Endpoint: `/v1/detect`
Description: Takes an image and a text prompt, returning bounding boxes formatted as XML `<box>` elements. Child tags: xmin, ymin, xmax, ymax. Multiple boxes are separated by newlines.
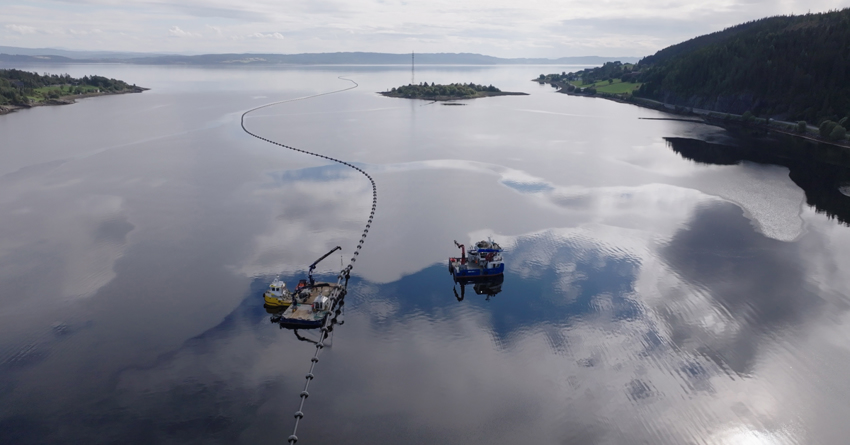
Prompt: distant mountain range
<box><xmin>0</xmin><ymin>47</ymin><xmax>638</xmax><ymax>65</ymax></box>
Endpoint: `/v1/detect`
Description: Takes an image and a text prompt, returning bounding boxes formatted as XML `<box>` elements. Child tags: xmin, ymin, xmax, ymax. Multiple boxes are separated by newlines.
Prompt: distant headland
<box><xmin>380</xmin><ymin>83</ymin><xmax>527</xmax><ymax>101</ymax></box>
<box><xmin>0</xmin><ymin>69</ymin><xmax>146</xmax><ymax>115</ymax></box>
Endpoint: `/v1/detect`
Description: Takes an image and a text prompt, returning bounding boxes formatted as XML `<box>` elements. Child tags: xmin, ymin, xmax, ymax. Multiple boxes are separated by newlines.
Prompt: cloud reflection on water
<box><xmin>86</xmin><ymin>221</ymin><xmax>810</xmax><ymax>445</ymax></box>
<box><xmin>376</xmin><ymin>158</ymin><xmax>804</xmax><ymax>242</ymax></box>
<box><xmin>237</xmin><ymin>164</ymin><xmax>372</xmax><ymax>278</ymax></box>
<box><xmin>1</xmin><ymin>65</ymin><xmax>848</xmax><ymax>445</ymax></box>
<box><xmin>0</xmin><ymin>175</ymin><xmax>134</xmax><ymax>306</ymax></box>
<box><xmin>102</xmin><ymin>226</ymin><xmax>653</xmax><ymax>444</ymax></box>
<box><xmin>659</xmin><ymin>201</ymin><xmax>822</xmax><ymax>375</ymax></box>
<box><xmin>1</xmin><ymin>177</ymin><xmax>839</xmax><ymax>444</ymax></box>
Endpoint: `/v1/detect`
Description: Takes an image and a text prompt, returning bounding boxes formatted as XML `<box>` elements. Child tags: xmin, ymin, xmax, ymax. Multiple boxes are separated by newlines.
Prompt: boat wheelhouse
<box><xmin>263</xmin><ymin>277</ymin><xmax>293</xmax><ymax>307</ymax></box>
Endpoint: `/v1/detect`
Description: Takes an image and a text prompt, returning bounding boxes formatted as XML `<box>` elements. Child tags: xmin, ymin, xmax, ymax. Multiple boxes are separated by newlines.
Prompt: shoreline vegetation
<box><xmin>532</xmin><ymin>9</ymin><xmax>850</xmax><ymax>149</ymax></box>
<box><xmin>536</xmin><ymin>74</ymin><xmax>850</xmax><ymax>149</ymax></box>
<box><xmin>380</xmin><ymin>82</ymin><xmax>527</xmax><ymax>101</ymax></box>
<box><xmin>634</xmin><ymin>10</ymin><xmax>850</xmax><ymax>125</ymax></box>
<box><xmin>0</xmin><ymin>69</ymin><xmax>147</xmax><ymax>115</ymax></box>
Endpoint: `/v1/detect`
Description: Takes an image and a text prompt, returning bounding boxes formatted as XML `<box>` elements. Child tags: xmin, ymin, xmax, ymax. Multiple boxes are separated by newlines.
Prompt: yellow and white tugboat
<box><xmin>263</xmin><ymin>277</ymin><xmax>293</xmax><ymax>308</ymax></box>
<box><xmin>262</xmin><ymin>246</ymin><xmax>341</xmax><ymax>309</ymax></box>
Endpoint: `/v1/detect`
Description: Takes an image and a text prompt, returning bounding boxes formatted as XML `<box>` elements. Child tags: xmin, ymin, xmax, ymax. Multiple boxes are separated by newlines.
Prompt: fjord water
<box><xmin>2</xmin><ymin>64</ymin><xmax>850</xmax><ymax>444</ymax></box>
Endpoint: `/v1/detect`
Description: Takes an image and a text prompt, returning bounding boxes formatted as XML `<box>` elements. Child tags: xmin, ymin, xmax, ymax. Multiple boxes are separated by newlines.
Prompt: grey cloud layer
<box><xmin>3</xmin><ymin>0</ymin><xmax>849</xmax><ymax>56</ymax></box>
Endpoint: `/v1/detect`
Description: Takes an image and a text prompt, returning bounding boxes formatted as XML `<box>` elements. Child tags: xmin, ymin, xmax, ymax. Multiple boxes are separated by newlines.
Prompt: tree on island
<box><xmin>386</xmin><ymin>82</ymin><xmax>502</xmax><ymax>99</ymax></box>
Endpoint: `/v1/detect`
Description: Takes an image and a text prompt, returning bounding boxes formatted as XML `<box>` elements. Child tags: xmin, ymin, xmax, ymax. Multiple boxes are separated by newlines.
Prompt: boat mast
<box><xmin>411</xmin><ymin>50</ymin><xmax>415</xmax><ymax>85</ymax></box>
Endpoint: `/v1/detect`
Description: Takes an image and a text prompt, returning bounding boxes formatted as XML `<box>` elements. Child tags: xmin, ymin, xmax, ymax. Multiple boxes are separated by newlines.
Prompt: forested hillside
<box><xmin>635</xmin><ymin>9</ymin><xmax>850</xmax><ymax>124</ymax></box>
<box><xmin>0</xmin><ymin>69</ymin><xmax>138</xmax><ymax>106</ymax></box>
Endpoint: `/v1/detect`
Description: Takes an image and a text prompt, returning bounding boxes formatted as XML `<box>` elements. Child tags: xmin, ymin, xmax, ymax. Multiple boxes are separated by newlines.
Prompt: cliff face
<box><xmin>636</xmin><ymin>9</ymin><xmax>850</xmax><ymax>122</ymax></box>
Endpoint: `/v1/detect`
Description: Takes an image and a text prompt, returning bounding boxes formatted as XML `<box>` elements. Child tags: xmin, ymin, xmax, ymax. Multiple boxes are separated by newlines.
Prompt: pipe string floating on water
<box><xmin>240</xmin><ymin>77</ymin><xmax>376</xmax><ymax>444</ymax></box>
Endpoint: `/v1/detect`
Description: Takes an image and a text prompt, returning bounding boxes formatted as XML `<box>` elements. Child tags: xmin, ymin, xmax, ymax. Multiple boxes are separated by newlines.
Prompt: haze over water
<box><xmin>2</xmin><ymin>64</ymin><xmax>850</xmax><ymax>444</ymax></box>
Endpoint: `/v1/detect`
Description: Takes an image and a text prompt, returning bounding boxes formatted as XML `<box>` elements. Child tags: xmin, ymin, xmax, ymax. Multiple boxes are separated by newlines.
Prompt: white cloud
<box><xmin>168</xmin><ymin>25</ymin><xmax>200</xmax><ymax>38</ymax></box>
<box><xmin>247</xmin><ymin>31</ymin><xmax>284</xmax><ymax>39</ymax></box>
<box><xmin>2</xmin><ymin>0</ymin><xmax>849</xmax><ymax>56</ymax></box>
<box><xmin>68</xmin><ymin>28</ymin><xmax>103</xmax><ymax>36</ymax></box>
<box><xmin>5</xmin><ymin>24</ymin><xmax>38</xmax><ymax>35</ymax></box>
<box><xmin>205</xmin><ymin>24</ymin><xmax>223</xmax><ymax>36</ymax></box>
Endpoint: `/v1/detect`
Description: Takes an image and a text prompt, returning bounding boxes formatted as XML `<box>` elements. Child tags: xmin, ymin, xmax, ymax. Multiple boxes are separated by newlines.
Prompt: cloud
<box><xmin>67</xmin><ymin>28</ymin><xmax>104</xmax><ymax>36</ymax></box>
<box><xmin>3</xmin><ymin>0</ymin><xmax>849</xmax><ymax>56</ymax></box>
<box><xmin>552</xmin><ymin>17</ymin><xmax>717</xmax><ymax>39</ymax></box>
<box><xmin>247</xmin><ymin>32</ymin><xmax>284</xmax><ymax>39</ymax></box>
<box><xmin>205</xmin><ymin>25</ymin><xmax>223</xmax><ymax>36</ymax></box>
<box><xmin>5</xmin><ymin>24</ymin><xmax>38</xmax><ymax>35</ymax></box>
<box><xmin>167</xmin><ymin>25</ymin><xmax>200</xmax><ymax>38</ymax></box>
<box><xmin>170</xmin><ymin>3</ymin><xmax>275</xmax><ymax>22</ymax></box>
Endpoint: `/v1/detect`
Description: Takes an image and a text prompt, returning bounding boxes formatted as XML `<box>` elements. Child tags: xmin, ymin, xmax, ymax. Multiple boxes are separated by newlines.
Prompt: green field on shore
<box><xmin>28</xmin><ymin>85</ymin><xmax>102</xmax><ymax>102</ymax></box>
<box><xmin>571</xmin><ymin>79</ymin><xmax>641</xmax><ymax>94</ymax></box>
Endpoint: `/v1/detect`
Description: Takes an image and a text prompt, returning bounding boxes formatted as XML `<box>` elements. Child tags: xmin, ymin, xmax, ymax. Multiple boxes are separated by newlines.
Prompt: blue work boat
<box><xmin>449</xmin><ymin>238</ymin><xmax>504</xmax><ymax>280</ymax></box>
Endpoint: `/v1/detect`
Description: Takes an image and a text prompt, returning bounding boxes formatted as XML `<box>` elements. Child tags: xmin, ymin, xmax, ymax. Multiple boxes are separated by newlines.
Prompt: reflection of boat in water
<box><xmin>449</xmin><ymin>238</ymin><xmax>504</xmax><ymax>279</ymax></box>
<box><xmin>472</xmin><ymin>276</ymin><xmax>503</xmax><ymax>296</ymax></box>
<box><xmin>449</xmin><ymin>238</ymin><xmax>505</xmax><ymax>301</ymax></box>
<box><xmin>453</xmin><ymin>274</ymin><xmax>503</xmax><ymax>301</ymax></box>
<box><xmin>264</xmin><ymin>246</ymin><xmax>342</xmax><ymax>328</ymax></box>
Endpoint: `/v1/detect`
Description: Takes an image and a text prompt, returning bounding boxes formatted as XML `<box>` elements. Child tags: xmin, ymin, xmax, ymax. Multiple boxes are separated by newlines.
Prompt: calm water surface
<box><xmin>2</xmin><ymin>64</ymin><xmax>850</xmax><ymax>444</ymax></box>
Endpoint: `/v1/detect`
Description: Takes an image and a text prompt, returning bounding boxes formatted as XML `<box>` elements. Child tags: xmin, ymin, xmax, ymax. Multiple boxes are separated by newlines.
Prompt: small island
<box><xmin>1</xmin><ymin>69</ymin><xmax>147</xmax><ymax>115</ymax></box>
<box><xmin>380</xmin><ymin>82</ymin><xmax>527</xmax><ymax>101</ymax></box>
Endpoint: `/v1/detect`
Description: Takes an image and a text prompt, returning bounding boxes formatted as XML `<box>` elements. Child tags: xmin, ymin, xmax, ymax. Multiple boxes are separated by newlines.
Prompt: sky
<box><xmin>2</xmin><ymin>0</ymin><xmax>849</xmax><ymax>58</ymax></box>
